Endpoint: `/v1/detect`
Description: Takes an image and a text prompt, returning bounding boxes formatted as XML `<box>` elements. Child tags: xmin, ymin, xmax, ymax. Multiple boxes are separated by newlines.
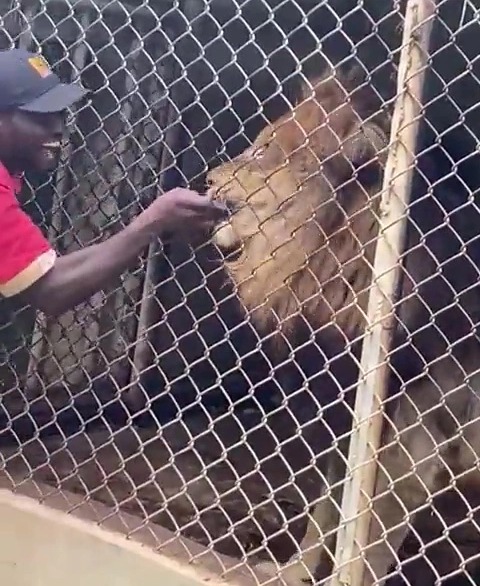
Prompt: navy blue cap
<box><xmin>0</xmin><ymin>48</ymin><xmax>87</xmax><ymax>113</ymax></box>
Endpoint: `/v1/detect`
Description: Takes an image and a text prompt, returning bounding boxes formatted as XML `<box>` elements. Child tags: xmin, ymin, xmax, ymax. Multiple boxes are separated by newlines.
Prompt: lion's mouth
<box><xmin>220</xmin><ymin>198</ymin><xmax>242</xmax><ymax>215</ymax></box>
<box><xmin>212</xmin><ymin>220</ymin><xmax>241</xmax><ymax>258</ymax></box>
<box><xmin>211</xmin><ymin>213</ymin><xmax>243</xmax><ymax>262</ymax></box>
<box><xmin>221</xmin><ymin>245</ymin><xmax>242</xmax><ymax>262</ymax></box>
<box><xmin>206</xmin><ymin>187</ymin><xmax>244</xmax><ymax>260</ymax></box>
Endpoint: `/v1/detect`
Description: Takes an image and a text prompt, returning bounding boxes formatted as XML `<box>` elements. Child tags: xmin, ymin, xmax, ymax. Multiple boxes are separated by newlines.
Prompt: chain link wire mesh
<box><xmin>2</xmin><ymin>0</ymin><xmax>480</xmax><ymax>585</ymax></box>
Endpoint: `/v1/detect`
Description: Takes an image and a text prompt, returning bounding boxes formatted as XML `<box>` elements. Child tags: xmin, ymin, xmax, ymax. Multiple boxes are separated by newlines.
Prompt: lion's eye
<box><xmin>253</xmin><ymin>146</ymin><xmax>267</xmax><ymax>160</ymax></box>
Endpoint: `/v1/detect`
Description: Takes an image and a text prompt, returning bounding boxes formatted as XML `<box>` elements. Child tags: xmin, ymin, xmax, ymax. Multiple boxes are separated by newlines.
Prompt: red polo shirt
<box><xmin>0</xmin><ymin>162</ymin><xmax>56</xmax><ymax>298</ymax></box>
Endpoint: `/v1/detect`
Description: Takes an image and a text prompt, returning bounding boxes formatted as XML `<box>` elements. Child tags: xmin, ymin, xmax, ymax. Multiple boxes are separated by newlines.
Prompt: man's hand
<box><xmin>137</xmin><ymin>187</ymin><xmax>228</xmax><ymax>239</ymax></box>
<box><xmin>19</xmin><ymin>187</ymin><xmax>228</xmax><ymax>316</ymax></box>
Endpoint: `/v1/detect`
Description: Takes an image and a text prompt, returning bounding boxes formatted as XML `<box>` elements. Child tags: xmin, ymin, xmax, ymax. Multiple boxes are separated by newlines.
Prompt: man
<box><xmin>0</xmin><ymin>48</ymin><xmax>225</xmax><ymax>317</ymax></box>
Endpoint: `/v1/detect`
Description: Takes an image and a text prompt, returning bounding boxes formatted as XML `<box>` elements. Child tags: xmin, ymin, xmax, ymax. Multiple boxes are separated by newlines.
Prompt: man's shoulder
<box><xmin>0</xmin><ymin>161</ymin><xmax>54</xmax><ymax>299</ymax></box>
<box><xmin>0</xmin><ymin>161</ymin><xmax>21</xmax><ymax>194</ymax></box>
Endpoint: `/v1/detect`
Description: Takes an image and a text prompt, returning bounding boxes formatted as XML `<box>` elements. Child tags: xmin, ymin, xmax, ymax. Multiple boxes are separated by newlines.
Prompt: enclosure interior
<box><xmin>1</xmin><ymin>0</ymin><xmax>480</xmax><ymax>585</ymax></box>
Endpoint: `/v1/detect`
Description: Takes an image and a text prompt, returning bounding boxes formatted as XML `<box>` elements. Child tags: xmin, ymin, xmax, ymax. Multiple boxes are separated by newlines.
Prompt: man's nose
<box><xmin>50</xmin><ymin>113</ymin><xmax>66</xmax><ymax>137</ymax></box>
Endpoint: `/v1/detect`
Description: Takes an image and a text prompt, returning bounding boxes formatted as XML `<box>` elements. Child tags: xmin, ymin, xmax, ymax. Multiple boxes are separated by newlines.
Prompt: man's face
<box><xmin>0</xmin><ymin>109</ymin><xmax>66</xmax><ymax>174</ymax></box>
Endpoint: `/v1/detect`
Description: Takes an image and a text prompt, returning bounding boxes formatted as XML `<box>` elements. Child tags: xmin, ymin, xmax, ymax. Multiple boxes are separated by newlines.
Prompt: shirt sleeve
<box><xmin>0</xmin><ymin>182</ymin><xmax>56</xmax><ymax>298</ymax></box>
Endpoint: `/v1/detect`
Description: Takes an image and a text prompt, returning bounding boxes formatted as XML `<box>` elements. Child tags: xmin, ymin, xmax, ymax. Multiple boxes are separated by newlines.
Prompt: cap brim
<box><xmin>19</xmin><ymin>82</ymin><xmax>88</xmax><ymax>113</ymax></box>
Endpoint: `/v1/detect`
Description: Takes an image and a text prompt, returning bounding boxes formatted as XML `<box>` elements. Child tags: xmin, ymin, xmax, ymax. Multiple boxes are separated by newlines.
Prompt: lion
<box><xmin>205</xmin><ymin>65</ymin><xmax>480</xmax><ymax>586</ymax></box>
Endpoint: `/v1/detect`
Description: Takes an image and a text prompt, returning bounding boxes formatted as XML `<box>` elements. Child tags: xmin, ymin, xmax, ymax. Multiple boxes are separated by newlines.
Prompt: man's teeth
<box><xmin>42</xmin><ymin>142</ymin><xmax>61</xmax><ymax>147</ymax></box>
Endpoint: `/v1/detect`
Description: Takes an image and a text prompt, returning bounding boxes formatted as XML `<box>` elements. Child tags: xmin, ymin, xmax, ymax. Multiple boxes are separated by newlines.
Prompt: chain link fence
<box><xmin>2</xmin><ymin>0</ymin><xmax>480</xmax><ymax>584</ymax></box>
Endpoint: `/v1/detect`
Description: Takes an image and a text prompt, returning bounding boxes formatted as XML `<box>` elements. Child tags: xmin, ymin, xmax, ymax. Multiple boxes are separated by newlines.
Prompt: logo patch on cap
<box><xmin>28</xmin><ymin>55</ymin><xmax>51</xmax><ymax>78</ymax></box>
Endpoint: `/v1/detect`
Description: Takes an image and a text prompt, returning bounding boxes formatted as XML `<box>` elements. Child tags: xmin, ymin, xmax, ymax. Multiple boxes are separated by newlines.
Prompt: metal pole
<box><xmin>329</xmin><ymin>2</ymin><xmax>436</xmax><ymax>585</ymax></box>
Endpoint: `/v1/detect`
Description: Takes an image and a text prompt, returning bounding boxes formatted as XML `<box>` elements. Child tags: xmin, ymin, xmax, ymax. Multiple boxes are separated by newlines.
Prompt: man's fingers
<box><xmin>186</xmin><ymin>199</ymin><xmax>229</xmax><ymax>218</ymax></box>
<box><xmin>209</xmin><ymin>201</ymin><xmax>229</xmax><ymax>218</ymax></box>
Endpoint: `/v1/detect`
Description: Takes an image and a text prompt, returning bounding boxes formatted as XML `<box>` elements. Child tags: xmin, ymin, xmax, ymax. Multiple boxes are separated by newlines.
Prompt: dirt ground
<box><xmin>1</xmin><ymin>405</ymin><xmax>479</xmax><ymax>586</ymax></box>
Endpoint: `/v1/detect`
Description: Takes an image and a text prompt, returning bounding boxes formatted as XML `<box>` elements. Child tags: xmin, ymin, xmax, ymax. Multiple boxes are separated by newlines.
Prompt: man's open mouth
<box><xmin>41</xmin><ymin>141</ymin><xmax>62</xmax><ymax>161</ymax></box>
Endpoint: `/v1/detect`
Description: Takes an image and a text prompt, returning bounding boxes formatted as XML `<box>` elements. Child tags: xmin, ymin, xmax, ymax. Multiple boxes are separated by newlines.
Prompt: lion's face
<box><xmin>206</xmin><ymin>70</ymin><xmax>389</xmax><ymax>343</ymax></box>
<box><xmin>207</xmin><ymin>123</ymin><xmax>306</xmax><ymax>259</ymax></box>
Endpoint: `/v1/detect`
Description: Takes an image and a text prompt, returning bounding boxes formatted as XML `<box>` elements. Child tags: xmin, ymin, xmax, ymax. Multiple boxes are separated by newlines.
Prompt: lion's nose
<box><xmin>206</xmin><ymin>185</ymin><xmax>217</xmax><ymax>200</ymax></box>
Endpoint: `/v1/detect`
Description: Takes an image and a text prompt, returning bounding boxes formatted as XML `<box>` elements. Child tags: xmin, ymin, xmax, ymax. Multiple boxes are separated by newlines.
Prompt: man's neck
<box><xmin>0</xmin><ymin>158</ymin><xmax>22</xmax><ymax>177</ymax></box>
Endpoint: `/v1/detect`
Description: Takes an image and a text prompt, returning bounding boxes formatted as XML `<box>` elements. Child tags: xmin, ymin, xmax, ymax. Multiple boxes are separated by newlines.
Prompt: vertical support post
<box><xmin>329</xmin><ymin>1</ymin><xmax>436</xmax><ymax>585</ymax></box>
<box><xmin>125</xmin><ymin>0</ymin><xmax>203</xmax><ymax>411</ymax></box>
<box><xmin>123</xmin><ymin>50</ymin><xmax>183</xmax><ymax>412</ymax></box>
<box><xmin>124</xmin><ymin>103</ymin><xmax>182</xmax><ymax>410</ymax></box>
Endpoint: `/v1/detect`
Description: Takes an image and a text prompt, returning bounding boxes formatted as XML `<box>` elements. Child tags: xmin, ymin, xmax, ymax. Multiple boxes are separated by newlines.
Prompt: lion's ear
<box><xmin>340</xmin><ymin>122</ymin><xmax>388</xmax><ymax>185</ymax></box>
<box><xmin>296</xmin><ymin>68</ymin><xmax>336</xmax><ymax>104</ymax></box>
<box><xmin>343</xmin><ymin>123</ymin><xmax>387</xmax><ymax>168</ymax></box>
<box><xmin>296</xmin><ymin>79</ymin><xmax>317</xmax><ymax>104</ymax></box>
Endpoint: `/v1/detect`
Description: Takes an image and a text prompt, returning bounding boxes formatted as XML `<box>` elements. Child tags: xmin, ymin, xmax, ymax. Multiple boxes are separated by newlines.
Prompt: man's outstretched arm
<box><xmin>1</xmin><ymin>188</ymin><xmax>226</xmax><ymax>316</ymax></box>
<box><xmin>20</xmin><ymin>217</ymin><xmax>157</xmax><ymax>316</ymax></box>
